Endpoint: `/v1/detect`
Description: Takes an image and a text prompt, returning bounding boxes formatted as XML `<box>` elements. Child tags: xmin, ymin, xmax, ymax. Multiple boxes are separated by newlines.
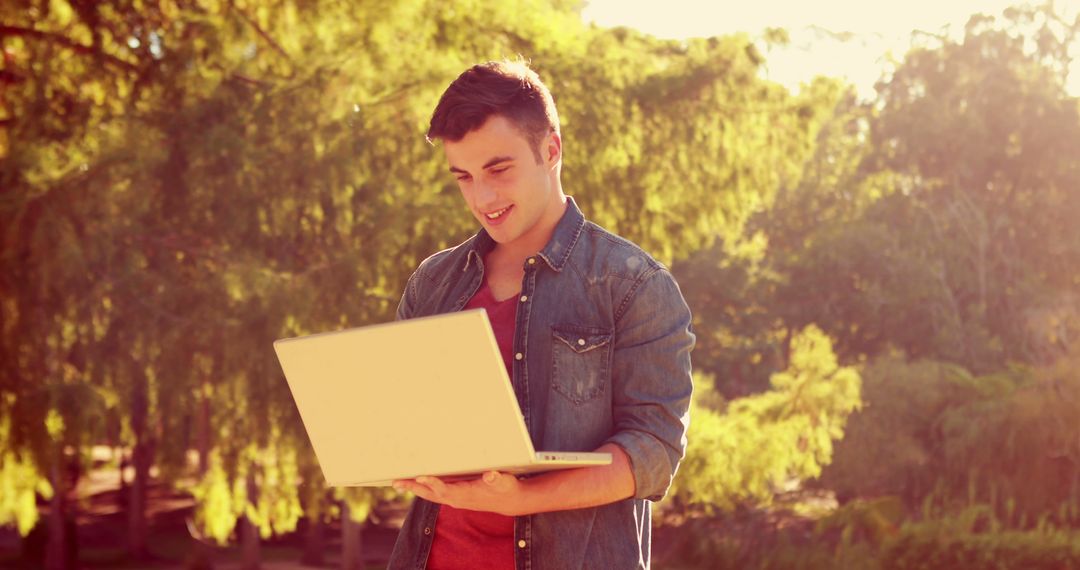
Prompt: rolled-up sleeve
<box><xmin>604</xmin><ymin>267</ymin><xmax>695</xmax><ymax>501</ymax></box>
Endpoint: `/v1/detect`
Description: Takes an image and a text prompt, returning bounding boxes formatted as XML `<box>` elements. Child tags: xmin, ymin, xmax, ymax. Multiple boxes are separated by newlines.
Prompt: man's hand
<box><xmin>393</xmin><ymin>471</ymin><xmax>527</xmax><ymax>517</ymax></box>
<box><xmin>391</xmin><ymin>443</ymin><xmax>635</xmax><ymax>517</ymax></box>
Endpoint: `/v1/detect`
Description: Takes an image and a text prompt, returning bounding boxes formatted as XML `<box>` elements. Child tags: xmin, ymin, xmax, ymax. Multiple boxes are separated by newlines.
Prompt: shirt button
<box><xmin>518</xmin><ymin>539</ymin><xmax>527</xmax><ymax>548</ymax></box>
<box><xmin>424</xmin><ymin>527</ymin><xmax>431</xmax><ymax>535</ymax></box>
<box><xmin>520</xmin><ymin>295</ymin><xmax>528</xmax><ymax>303</ymax></box>
<box><xmin>527</xmin><ymin>258</ymin><xmax>536</xmax><ymax>265</ymax></box>
<box><xmin>515</xmin><ymin>352</ymin><xmax>523</xmax><ymax>361</ymax></box>
<box><xmin>578</xmin><ymin>338</ymin><xmax>586</xmax><ymax>346</ymax></box>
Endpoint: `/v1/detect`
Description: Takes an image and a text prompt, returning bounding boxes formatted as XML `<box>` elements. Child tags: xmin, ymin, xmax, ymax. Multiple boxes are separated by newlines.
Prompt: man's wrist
<box><xmin>509</xmin><ymin>474</ymin><xmax>538</xmax><ymax>516</ymax></box>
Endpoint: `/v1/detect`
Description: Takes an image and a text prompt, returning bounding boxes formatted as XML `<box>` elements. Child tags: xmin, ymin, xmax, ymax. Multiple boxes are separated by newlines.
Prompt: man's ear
<box><xmin>545</xmin><ymin>131</ymin><xmax>562</xmax><ymax>168</ymax></box>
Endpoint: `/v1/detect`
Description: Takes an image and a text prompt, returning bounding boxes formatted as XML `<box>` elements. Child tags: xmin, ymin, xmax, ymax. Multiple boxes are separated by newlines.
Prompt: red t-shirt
<box><xmin>425</xmin><ymin>282</ymin><xmax>517</xmax><ymax>570</ymax></box>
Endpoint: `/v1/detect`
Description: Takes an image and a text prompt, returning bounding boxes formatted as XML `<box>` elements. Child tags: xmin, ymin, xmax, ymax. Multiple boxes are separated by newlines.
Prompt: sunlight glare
<box><xmin>582</xmin><ymin>0</ymin><xmax>1080</xmax><ymax>97</ymax></box>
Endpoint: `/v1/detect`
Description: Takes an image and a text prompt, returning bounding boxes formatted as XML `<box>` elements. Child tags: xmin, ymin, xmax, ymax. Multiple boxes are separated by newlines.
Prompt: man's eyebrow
<box><xmin>448</xmin><ymin>156</ymin><xmax>515</xmax><ymax>174</ymax></box>
<box><xmin>482</xmin><ymin>156</ymin><xmax>514</xmax><ymax>169</ymax></box>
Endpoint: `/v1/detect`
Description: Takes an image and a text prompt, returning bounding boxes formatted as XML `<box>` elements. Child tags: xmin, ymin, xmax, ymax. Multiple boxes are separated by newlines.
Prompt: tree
<box><xmin>0</xmin><ymin>0</ymin><xmax>873</xmax><ymax>562</ymax></box>
<box><xmin>672</xmin><ymin>74</ymin><xmax>857</xmax><ymax>396</ymax></box>
<box><xmin>757</xmin><ymin>4</ymin><xmax>1080</xmax><ymax>370</ymax></box>
<box><xmin>671</xmin><ymin>326</ymin><xmax>861</xmax><ymax>512</ymax></box>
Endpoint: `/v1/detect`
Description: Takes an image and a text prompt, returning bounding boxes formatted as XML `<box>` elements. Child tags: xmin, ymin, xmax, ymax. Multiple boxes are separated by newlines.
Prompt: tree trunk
<box><xmin>240</xmin><ymin>472</ymin><xmax>261</xmax><ymax>570</ymax></box>
<box><xmin>341</xmin><ymin>502</ymin><xmax>364</xmax><ymax>570</ymax></box>
<box><xmin>128</xmin><ymin>374</ymin><xmax>151</xmax><ymax>560</ymax></box>
<box><xmin>301</xmin><ymin>514</ymin><xmax>325</xmax><ymax>566</ymax></box>
<box><xmin>193</xmin><ymin>391</ymin><xmax>215</xmax><ymax>569</ymax></box>
<box><xmin>197</xmin><ymin>389</ymin><xmax>211</xmax><ymax>473</ymax></box>
<box><xmin>239</xmin><ymin>517</ymin><xmax>261</xmax><ymax>570</ymax></box>
<box><xmin>44</xmin><ymin>453</ymin><xmax>67</xmax><ymax>570</ymax></box>
<box><xmin>117</xmin><ymin>446</ymin><xmax>128</xmax><ymax>514</ymax></box>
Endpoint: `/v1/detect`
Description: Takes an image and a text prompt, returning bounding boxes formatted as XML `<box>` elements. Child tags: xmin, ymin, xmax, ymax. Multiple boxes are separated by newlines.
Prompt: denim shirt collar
<box><xmin>464</xmin><ymin>196</ymin><xmax>585</xmax><ymax>273</ymax></box>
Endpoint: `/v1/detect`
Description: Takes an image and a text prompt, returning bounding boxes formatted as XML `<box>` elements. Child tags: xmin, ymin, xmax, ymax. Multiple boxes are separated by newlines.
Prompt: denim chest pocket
<box><xmin>551</xmin><ymin>325</ymin><xmax>612</xmax><ymax>405</ymax></box>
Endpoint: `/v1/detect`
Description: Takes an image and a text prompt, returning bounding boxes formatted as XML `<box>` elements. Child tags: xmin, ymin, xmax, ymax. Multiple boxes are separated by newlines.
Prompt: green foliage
<box><xmin>335</xmin><ymin>486</ymin><xmax>397</xmax><ymax>524</ymax></box>
<box><xmin>676</xmin><ymin>233</ymin><xmax>797</xmax><ymax>397</ymax></box>
<box><xmin>816</xmin><ymin>496</ymin><xmax>905</xmax><ymax>547</ymax></box>
<box><xmin>673</xmin><ymin>78</ymin><xmax>864</xmax><ymax>396</ymax></box>
<box><xmin>2</xmin><ymin>0</ymin><xmax>1078</xmax><ymax>557</ymax></box>
<box><xmin>935</xmin><ymin>353</ymin><xmax>1080</xmax><ymax>524</ymax></box>
<box><xmin>819</xmin><ymin>356</ymin><xmax>976</xmax><ymax>505</ymax></box>
<box><xmin>881</xmin><ymin>516</ymin><xmax>1080</xmax><ymax>570</ymax></box>
<box><xmin>243</xmin><ymin>442</ymin><xmax>304</xmax><ymax>539</ymax></box>
<box><xmin>0</xmin><ymin>407</ymin><xmax>53</xmax><ymax>536</ymax></box>
<box><xmin>1</xmin><ymin>0</ymin><xmax>855</xmax><ymax>544</ymax></box>
<box><xmin>191</xmin><ymin>454</ymin><xmax>242</xmax><ymax>545</ymax></box>
<box><xmin>754</xmin><ymin>4</ymin><xmax>1080</xmax><ymax>370</ymax></box>
<box><xmin>663</xmin><ymin>507</ymin><xmax>1080</xmax><ymax>570</ymax></box>
<box><xmin>559</xmin><ymin>32</ymin><xmax>842</xmax><ymax>263</ymax></box>
<box><xmin>671</xmin><ymin>326</ymin><xmax>861</xmax><ymax>511</ymax></box>
<box><xmin>663</xmin><ymin>515</ymin><xmax>881</xmax><ymax>570</ymax></box>
<box><xmin>0</xmin><ymin>451</ymin><xmax>49</xmax><ymax>536</ymax></box>
<box><xmin>190</xmin><ymin>435</ymin><xmax>304</xmax><ymax>545</ymax></box>
<box><xmin>3</xmin><ymin>0</ymin><xmax>590</xmax><ymax>542</ymax></box>
<box><xmin>822</xmin><ymin>351</ymin><xmax>1080</xmax><ymax>525</ymax></box>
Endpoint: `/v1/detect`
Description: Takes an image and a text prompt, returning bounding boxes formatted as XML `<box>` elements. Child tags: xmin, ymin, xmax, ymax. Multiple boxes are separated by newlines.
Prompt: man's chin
<box><xmin>487</xmin><ymin>230</ymin><xmax>515</xmax><ymax>244</ymax></box>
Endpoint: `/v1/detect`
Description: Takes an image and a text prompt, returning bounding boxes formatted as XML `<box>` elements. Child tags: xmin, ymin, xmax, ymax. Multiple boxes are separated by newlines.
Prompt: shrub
<box><xmin>670</xmin><ymin>326</ymin><xmax>861</xmax><ymax>512</ymax></box>
<box><xmin>881</xmin><ymin>522</ymin><xmax>1080</xmax><ymax>570</ymax></box>
<box><xmin>661</xmin><ymin>513</ymin><xmax>881</xmax><ymax>570</ymax></box>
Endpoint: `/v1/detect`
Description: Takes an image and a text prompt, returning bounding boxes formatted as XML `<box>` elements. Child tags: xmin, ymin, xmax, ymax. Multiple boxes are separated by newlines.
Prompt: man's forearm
<box><xmin>512</xmin><ymin>443</ymin><xmax>635</xmax><ymax>515</ymax></box>
<box><xmin>393</xmin><ymin>443</ymin><xmax>636</xmax><ymax>517</ymax></box>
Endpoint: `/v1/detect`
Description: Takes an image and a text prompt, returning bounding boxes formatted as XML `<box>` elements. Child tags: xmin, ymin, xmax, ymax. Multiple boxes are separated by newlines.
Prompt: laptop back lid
<box><xmin>273</xmin><ymin>310</ymin><xmax>537</xmax><ymax>486</ymax></box>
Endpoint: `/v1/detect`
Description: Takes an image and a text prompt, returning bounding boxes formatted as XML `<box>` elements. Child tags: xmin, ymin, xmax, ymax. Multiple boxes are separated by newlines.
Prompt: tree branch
<box><xmin>226</xmin><ymin>1</ymin><xmax>294</xmax><ymax>71</ymax></box>
<box><xmin>0</xmin><ymin>25</ymin><xmax>139</xmax><ymax>73</ymax></box>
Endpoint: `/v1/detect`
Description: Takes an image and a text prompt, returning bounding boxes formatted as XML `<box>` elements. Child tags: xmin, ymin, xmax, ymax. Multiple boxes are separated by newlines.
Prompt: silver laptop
<box><xmin>273</xmin><ymin>309</ymin><xmax>611</xmax><ymax>486</ymax></box>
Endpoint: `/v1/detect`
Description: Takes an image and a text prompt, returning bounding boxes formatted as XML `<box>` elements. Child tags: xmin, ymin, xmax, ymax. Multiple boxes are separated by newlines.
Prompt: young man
<box><xmin>389</xmin><ymin>60</ymin><xmax>695</xmax><ymax>570</ymax></box>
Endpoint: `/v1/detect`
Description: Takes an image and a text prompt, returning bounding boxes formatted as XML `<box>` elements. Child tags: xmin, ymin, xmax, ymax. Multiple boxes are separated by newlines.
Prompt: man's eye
<box><xmin>456</xmin><ymin>175</ymin><xmax>472</xmax><ymax>182</ymax></box>
<box><xmin>491</xmin><ymin>167</ymin><xmax>509</xmax><ymax>175</ymax></box>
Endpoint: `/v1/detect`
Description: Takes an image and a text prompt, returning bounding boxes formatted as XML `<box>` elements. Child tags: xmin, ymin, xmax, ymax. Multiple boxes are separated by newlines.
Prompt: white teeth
<box><xmin>486</xmin><ymin>207</ymin><xmax>510</xmax><ymax>219</ymax></box>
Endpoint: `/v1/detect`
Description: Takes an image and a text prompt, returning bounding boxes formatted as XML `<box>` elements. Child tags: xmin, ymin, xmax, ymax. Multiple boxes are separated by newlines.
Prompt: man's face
<box><xmin>443</xmin><ymin>115</ymin><xmax>563</xmax><ymax>252</ymax></box>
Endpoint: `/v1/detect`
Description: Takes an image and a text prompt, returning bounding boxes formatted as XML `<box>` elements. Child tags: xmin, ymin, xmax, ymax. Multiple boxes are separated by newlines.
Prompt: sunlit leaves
<box><xmin>734</xmin><ymin>3</ymin><xmax>1080</xmax><ymax>376</ymax></box>
<box><xmin>191</xmin><ymin>455</ymin><xmax>239</xmax><ymax>545</ymax></box>
<box><xmin>191</xmin><ymin>438</ymin><xmax>304</xmax><ymax>544</ymax></box>
<box><xmin>0</xmin><ymin>450</ymin><xmax>52</xmax><ymax>536</ymax></box>
<box><xmin>9</xmin><ymin>0</ymin><xmax>1073</xmax><ymax>548</ymax></box>
<box><xmin>671</xmin><ymin>327</ymin><xmax>861</xmax><ymax>512</ymax></box>
<box><xmin>0</xmin><ymin>410</ymin><xmax>53</xmax><ymax>536</ymax></box>
<box><xmin>336</xmin><ymin>486</ymin><xmax>396</xmax><ymax>524</ymax></box>
<box><xmin>44</xmin><ymin>408</ymin><xmax>65</xmax><ymax>442</ymax></box>
<box><xmin>555</xmin><ymin>31</ymin><xmax>836</xmax><ymax>264</ymax></box>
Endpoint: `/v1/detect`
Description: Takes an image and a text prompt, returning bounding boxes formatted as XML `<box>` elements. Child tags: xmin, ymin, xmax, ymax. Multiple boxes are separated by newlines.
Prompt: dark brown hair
<box><xmin>427</xmin><ymin>59</ymin><xmax>560</xmax><ymax>162</ymax></box>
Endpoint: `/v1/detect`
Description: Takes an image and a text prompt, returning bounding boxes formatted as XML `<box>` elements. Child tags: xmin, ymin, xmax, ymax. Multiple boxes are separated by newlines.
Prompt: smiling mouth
<box><xmin>485</xmin><ymin>206</ymin><xmax>512</xmax><ymax>220</ymax></box>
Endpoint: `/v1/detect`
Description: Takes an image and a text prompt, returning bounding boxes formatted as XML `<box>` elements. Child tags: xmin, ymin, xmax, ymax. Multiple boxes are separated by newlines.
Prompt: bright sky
<box><xmin>581</xmin><ymin>0</ymin><xmax>1080</xmax><ymax>98</ymax></box>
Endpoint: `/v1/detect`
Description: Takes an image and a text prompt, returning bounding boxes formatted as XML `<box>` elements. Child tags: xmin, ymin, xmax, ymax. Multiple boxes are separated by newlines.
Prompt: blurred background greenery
<box><xmin>2</xmin><ymin>0</ymin><xmax>1079</xmax><ymax>568</ymax></box>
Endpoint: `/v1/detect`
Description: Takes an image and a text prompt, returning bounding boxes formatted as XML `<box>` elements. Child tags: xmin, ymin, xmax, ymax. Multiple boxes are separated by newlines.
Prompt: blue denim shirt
<box><xmin>387</xmin><ymin>198</ymin><xmax>695</xmax><ymax>570</ymax></box>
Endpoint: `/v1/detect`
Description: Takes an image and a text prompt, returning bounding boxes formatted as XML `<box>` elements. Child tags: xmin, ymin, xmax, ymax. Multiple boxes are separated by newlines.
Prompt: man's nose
<box><xmin>473</xmin><ymin>180</ymin><xmax>497</xmax><ymax>206</ymax></box>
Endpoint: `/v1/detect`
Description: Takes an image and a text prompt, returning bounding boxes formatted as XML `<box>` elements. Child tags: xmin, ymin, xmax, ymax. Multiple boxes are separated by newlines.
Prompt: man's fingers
<box><xmin>393</xmin><ymin>479</ymin><xmax>433</xmax><ymax>496</ymax></box>
<box><xmin>415</xmin><ymin>476</ymin><xmax>449</xmax><ymax>497</ymax></box>
<box><xmin>483</xmin><ymin>470</ymin><xmax>498</xmax><ymax>484</ymax></box>
<box><xmin>395</xmin><ymin>479</ymin><xmax>446</xmax><ymax>506</ymax></box>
